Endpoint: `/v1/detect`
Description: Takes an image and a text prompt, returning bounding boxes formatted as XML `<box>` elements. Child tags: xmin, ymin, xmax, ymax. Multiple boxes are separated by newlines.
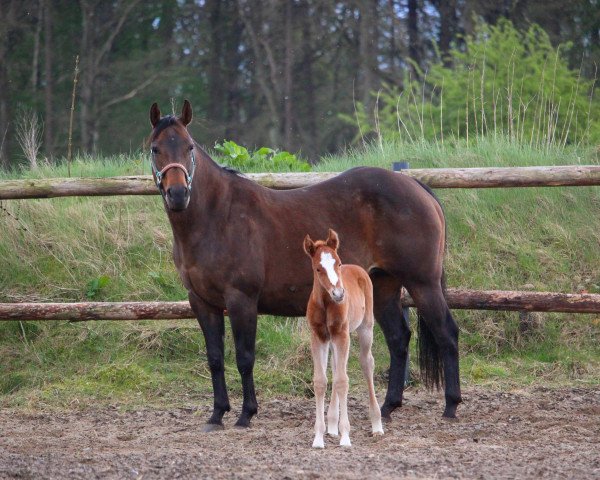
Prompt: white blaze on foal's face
<box><xmin>320</xmin><ymin>251</ymin><xmax>339</xmax><ymax>286</ymax></box>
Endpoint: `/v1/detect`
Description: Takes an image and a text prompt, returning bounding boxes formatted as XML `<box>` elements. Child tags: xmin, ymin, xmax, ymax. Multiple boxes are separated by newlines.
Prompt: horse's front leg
<box><xmin>226</xmin><ymin>290</ymin><xmax>259</xmax><ymax>428</ymax></box>
<box><xmin>190</xmin><ymin>292</ymin><xmax>231</xmax><ymax>432</ymax></box>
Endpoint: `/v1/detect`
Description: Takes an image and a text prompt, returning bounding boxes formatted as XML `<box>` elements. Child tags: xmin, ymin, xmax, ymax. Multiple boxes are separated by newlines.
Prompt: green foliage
<box><xmin>351</xmin><ymin>19</ymin><xmax>599</xmax><ymax>147</ymax></box>
<box><xmin>214</xmin><ymin>140</ymin><xmax>311</xmax><ymax>172</ymax></box>
<box><xmin>85</xmin><ymin>275</ymin><xmax>111</xmax><ymax>299</ymax></box>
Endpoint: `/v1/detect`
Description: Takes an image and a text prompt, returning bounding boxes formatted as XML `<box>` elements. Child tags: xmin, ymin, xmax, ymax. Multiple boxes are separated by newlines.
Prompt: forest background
<box><xmin>1</xmin><ymin>0</ymin><xmax>599</xmax><ymax>168</ymax></box>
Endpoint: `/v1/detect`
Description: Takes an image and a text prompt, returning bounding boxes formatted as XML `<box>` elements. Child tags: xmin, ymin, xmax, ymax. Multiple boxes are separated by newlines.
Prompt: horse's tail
<box><xmin>414</xmin><ymin>178</ymin><xmax>447</xmax><ymax>390</ymax></box>
<box><xmin>416</xmin><ymin>269</ymin><xmax>446</xmax><ymax>390</ymax></box>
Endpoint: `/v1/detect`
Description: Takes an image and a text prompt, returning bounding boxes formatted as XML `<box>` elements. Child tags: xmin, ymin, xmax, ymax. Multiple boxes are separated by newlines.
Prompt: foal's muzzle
<box><xmin>331</xmin><ymin>287</ymin><xmax>345</xmax><ymax>304</ymax></box>
<box><xmin>166</xmin><ymin>185</ymin><xmax>190</xmax><ymax>211</ymax></box>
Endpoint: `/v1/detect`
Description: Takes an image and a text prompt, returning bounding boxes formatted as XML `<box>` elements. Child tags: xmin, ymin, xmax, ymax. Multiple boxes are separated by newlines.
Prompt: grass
<box><xmin>1</xmin><ymin>139</ymin><xmax>599</xmax><ymax>410</ymax></box>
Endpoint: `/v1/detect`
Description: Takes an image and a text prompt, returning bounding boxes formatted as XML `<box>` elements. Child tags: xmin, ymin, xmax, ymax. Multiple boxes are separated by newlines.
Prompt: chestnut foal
<box><xmin>303</xmin><ymin>229</ymin><xmax>384</xmax><ymax>448</ymax></box>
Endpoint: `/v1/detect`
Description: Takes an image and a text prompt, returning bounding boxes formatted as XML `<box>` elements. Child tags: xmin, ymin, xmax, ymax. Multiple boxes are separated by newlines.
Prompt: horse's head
<box><xmin>149</xmin><ymin>100</ymin><xmax>196</xmax><ymax>211</ymax></box>
<box><xmin>303</xmin><ymin>229</ymin><xmax>345</xmax><ymax>304</ymax></box>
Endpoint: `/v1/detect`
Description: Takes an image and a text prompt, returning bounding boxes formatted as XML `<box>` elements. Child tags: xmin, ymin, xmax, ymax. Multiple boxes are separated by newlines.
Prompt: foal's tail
<box><xmin>414</xmin><ymin>179</ymin><xmax>448</xmax><ymax>390</ymax></box>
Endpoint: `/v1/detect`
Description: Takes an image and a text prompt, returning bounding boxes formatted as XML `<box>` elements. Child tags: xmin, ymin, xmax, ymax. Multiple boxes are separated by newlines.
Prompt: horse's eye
<box><xmin>151</xmin><ymin>146</ymin><xmax>159</xmax><ymax>154</ymax></box>
<box><xmin>189</xmin><ymin>145</ymin><xmax>194</xmax><ymax>151</ymax></box>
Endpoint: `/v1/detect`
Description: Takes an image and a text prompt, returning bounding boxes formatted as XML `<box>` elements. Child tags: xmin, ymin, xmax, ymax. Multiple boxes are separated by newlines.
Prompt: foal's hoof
<box><xmin>201</xmin><ymin>422</ymin><xmax>225</xmax><ymax>433</ymax></box>
<box><xmin>339</xmin><ymin>435</ymin><xmax>352</xmax><ymax>447</ymax></box>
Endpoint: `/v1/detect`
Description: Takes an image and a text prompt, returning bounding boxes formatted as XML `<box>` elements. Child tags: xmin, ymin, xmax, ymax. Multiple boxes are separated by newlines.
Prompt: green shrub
<box><xmin>346</xmin><ymin>18</ymin><xmax>599</xmax><ymax>147</ymax></box>
<box><xmin>214</xmin><ymin>140</ymin><xmax>311</xmax><ymax>172</ymax></box>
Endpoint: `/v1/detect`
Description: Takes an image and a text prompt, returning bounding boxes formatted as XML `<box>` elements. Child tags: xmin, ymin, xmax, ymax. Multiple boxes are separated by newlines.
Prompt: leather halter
<box><xmin>150</xmin><ymin>149</ymin><xmax>196</xmax><ymax>192</ymax></box>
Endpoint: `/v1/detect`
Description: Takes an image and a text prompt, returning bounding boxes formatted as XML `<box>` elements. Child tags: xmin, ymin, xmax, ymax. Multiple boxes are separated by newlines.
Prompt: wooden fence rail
<box><xmin>1</xmin><ymin>289</ymin><xmax>599</xmax><ymax>321</ymax></box>
<box><xmin>1</xmin><ymin>165</ymin><xmax>599</xmax><ymax>199</ymax></box>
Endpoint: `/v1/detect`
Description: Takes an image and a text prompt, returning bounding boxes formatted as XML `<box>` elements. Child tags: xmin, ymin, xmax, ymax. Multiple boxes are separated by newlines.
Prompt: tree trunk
<box><xmin>408</xmin><ymin>0</ymin><xmax>420</xmax><ymax>76</ymax></box>
<box><xmin>437</xmin><ymin>0</ymin><xmax>457</xmax><ymax>66</ymax></box>
<box><xmin>31</xmin><ymin>0</ymin><xmax>42</xmax><ymax>92</ymax></box>
<box><xmin>206</xmin><ymin>0</ymin><xmax>224</xmax><ymax>130</ymax></box>
<box><xmin>298</xmin><ymin>0</ymin><xmax>318</xmax><ymax>158</ymax></box>
<box><xmin>43</xmin><ymin>0</ymin><xmax>54</xmax><ymax>156</ymax></box>
<box><xmin>0</xmin><ymin>1</ymin><xmax>20</xmax><ymax>168</ymax></box>
<box><xmin>358</xmin><ymin>0</ymin><xmax>378</xmax><ymax>111</ymax></box>
<box><xmin>283</xmin><ymin>0</ymin><xmax>294</xmax><ymax>149</ymax></box>
<box><xmin>79</xmin><ymin>0</ymin><xmax>93</xmax><ymax>153</ymax></box>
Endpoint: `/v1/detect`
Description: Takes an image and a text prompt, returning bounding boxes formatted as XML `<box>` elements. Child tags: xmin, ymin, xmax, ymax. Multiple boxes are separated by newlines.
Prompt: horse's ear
<box><xmin>326</xmin><ymin>229</ymin><xmax>339</xmax><ymax>250</ymax></box>
<box><xmin>303</xmin><ymin>234</ymin><xmax>316</xmax><ymax>257</ymax></box>
<box><xmin>180</xmin><ymin>99</ymin><xmax>193</xmax><ymax>126</ymax></box>
<box><xmin>150</xmin><ymin>103</ymin><xmax>161</xmax><ymax>128</ymax></box>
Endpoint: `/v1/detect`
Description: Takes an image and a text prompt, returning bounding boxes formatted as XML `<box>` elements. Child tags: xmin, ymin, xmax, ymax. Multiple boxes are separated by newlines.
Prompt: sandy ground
<box><xmin>1</xmin><ymin>386</ymin><xmax>599</xmax><ymax>479</ymax></box>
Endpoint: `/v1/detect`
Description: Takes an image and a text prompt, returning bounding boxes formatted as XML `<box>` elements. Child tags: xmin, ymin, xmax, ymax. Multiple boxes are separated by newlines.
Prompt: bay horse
<box><xmin>303</xmin><ymin>229</ymin><xmax>383</xmax><ymax>448</ymax></box>
<box><xmin>149</xmin><ymin>100</ymin><xmax>461</xmax><ymax>431</ymax></box>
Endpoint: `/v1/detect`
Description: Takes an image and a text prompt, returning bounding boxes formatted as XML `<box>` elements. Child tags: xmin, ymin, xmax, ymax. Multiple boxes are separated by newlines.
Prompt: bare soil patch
<box><xmin>1</xmin><ymin>386</ymin><xmax>599</xmax><ymax>479</ymax></box>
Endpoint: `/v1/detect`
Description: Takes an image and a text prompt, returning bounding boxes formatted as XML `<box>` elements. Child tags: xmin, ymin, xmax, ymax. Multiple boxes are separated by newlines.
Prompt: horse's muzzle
<box><xmin>331</xmin><ymin>287</ymin><xmax>345</xmax><ymax>304</ymax></box>
<box><xmin>166</xmin><ymin>185</ymin><xmax>190</xmax><ymax>211</ymax></box>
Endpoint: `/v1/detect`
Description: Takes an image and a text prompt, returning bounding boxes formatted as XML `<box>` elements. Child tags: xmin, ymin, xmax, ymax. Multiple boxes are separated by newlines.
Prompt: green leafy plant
<box><xmin>214</xmin><ymin>140</ymin><xmax>310</xmax><ymax>172</ymax></box>
<box><xmin>85</xmin><ymin>275</ymin><xmax>110</xmax><ymax>299</ymax></box>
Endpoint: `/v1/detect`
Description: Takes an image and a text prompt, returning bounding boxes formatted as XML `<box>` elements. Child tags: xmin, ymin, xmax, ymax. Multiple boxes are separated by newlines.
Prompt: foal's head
<box><xmin>303</xmin><ymin>229</ymin><xmax>345</xmax><ymax>304</ymax></box>
<box><xmin>149</xmin><ymin>100</ymin><xmax>196</xmax><ymax>211</ymax></box>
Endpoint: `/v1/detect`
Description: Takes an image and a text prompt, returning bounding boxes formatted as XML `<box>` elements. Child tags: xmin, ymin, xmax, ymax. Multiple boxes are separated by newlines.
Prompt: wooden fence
<box><xmin>1</xmin><ymin>289</ymin><xmax>599</xmax><ymax>321</ymax></box>
<box><xmin>1</xmin><ymin>165</ymin><xmax>599</xmax><ymax>199</ymax></box>
<box><xmin>1</xmin><ymin>165</ymin><xmax>599</xmax><ymax>320</ymax></box>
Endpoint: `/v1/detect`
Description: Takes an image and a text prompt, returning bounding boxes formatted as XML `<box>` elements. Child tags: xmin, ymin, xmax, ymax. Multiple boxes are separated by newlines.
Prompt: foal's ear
<box><xmin>326</xmin><ymin>229</ymin><xmax>339</xmax><ymax>250</ymax></box>
<box><xmin>180</xmin><ymin>99</ymin><xmax>193</xmax><ymax>126</ymax></box>
<box><xmin>303</xmin><ymin>234</ymin><xmax>316</xmax><ymax>257</ymax></box>
<box><xmin>150</xmin><ymin>103</ymin><xmax>161</xmax><ymax>128</ymax></box>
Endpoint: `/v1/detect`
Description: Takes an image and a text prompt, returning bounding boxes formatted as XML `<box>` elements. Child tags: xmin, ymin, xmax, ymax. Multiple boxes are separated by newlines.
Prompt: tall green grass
<box><xmin>1</xmin><ymin>140</ymin><xmax>599</xmax><ymax>409</ymax></box>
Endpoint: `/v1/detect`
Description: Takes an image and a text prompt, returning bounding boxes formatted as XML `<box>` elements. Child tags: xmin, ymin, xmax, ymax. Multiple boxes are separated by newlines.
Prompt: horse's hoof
<box><xmin>234</xmin><ymin>418</ymin><xmax>251</xmax><ymax>429</ymax></box>
<box><xmin>201</xmin><ymin>423</ymin><xmax>224</xmax><ymax>433</ymax></box>
<box><xmin>380</xmin><ymin>402</ymin><xmax>400</xmax><ymax>422</ymax></box>
<box><xmin>442</xmin><ymin>415</ymin><xmax>459</xmax><ymax>423</ymax></box>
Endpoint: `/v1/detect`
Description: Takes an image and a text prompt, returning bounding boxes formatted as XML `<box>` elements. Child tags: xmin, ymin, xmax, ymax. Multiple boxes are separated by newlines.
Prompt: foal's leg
<box><xmin>311</xmin><ymin>333</ymin><xmax>329</xmax><ymax>448</ymax></box>
<box><xmin>331</xmin><ymin>331</ymin><xmax>351</xmax><ymax>447</ymax></box>
<box><xmin>226</xmin><ymin>291</ymin><xmax>259</xmax><ymax>427</ymax></box>
<box><xmin>190</xmin><ymin>293</ymin><xmax>230</xmax><ymax>431</ymax></box>
<box><xmin>326</xmin><ymin>349</ymin><xmax>339</xmax><ymax>436</ymax></box>
<box><xmin>356</xmin><ymin>323</ymin><xmax>384</xmax><ymax>435</ymax></box>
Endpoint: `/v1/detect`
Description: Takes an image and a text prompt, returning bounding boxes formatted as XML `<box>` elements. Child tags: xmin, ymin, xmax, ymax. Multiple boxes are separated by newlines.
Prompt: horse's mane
<box><xmin>151</xmin><ymin>115</ymin><xmax>178</xmax><ymax>139</ymax></box>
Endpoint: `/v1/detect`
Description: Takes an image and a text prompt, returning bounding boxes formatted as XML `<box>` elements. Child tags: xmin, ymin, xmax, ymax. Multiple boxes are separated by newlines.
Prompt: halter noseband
<box><xmin>150</xmin><ymin>149</ymin><xmax>196</xmax><ymax>193</ymax></box>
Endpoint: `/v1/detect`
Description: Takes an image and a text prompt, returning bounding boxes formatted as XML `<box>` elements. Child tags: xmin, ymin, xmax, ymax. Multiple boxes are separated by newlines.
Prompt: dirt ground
<box><xmin>1</xmin><ymin>386</ymin><xmax>599</xmax><ymax>479</ymax></box>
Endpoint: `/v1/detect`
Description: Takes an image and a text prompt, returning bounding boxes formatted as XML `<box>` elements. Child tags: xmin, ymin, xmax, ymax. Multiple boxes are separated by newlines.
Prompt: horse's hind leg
<box><xmin>356</xmin><ymin>323</ymin><xmax>384</xmax><ymax>435</ymax></box>
<box><xmin>190</xmin><ymin>293</ymin><xmax>230</xmax><ymax>431</ymax></box>
<box><xmin>371</xmin><ymin>272</ymin><xmax>410</xmax><ymax>420</ymax></box>
<box><xmin>408</xmin><ymin>282</ymin><xmax>461</xmax><ymax>418</ymax></box>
